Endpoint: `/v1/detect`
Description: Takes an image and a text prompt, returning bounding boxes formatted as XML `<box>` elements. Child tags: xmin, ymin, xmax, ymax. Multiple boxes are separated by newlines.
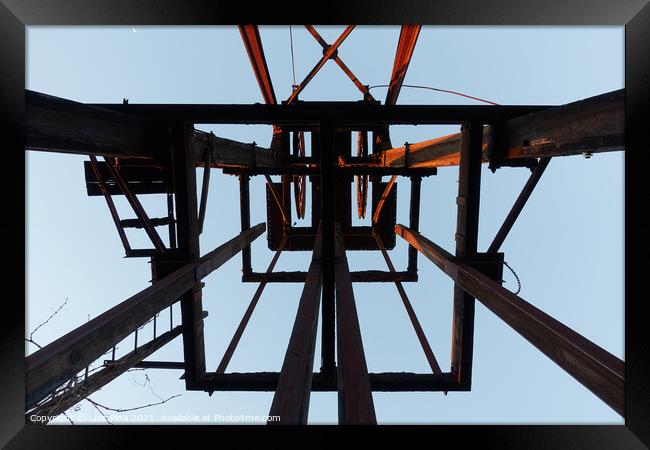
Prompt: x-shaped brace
<box><xmin>286</xmin><ymin>25</ymin><xmax>363</xmax><ymax>104</ymax></box>
<box><xmin>302</xmin><ymin>25</ymin><xmax>376</xmax><ymax>102</ymax></box>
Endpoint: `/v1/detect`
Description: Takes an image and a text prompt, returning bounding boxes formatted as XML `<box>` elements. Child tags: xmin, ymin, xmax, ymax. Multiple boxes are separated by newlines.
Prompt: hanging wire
<box><xmin>289</xmin><ymin>25</ymin><xmax>297</xmax><ymax>89</ymax></box>
<box><xmin>503</xmin><ymin>260</ymin><xmax>522</xmax><ymax>295</ymax></box>
<box><xmin>368</xmin><ymin>83</ymin><xmax>500</xmax><ymax>105</ymax></box>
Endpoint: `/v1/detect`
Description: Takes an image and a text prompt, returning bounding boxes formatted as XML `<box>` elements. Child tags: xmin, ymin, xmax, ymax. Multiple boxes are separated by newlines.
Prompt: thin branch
<box><xmin>30</xmin><ymin>297</ymin><xmax>68</xmax><ymax>341</ymax></box>
<box><xmin>132</xmin><ymin>373</ymin><xmax>164</xmax><ymax>402</ymax></box>
<box><xmin>61</xmin><ymin>411</ymin><xmax>74</xmax><ymax>425</ymax></box>
<box><xmin>85</xmin><ymin>394</ymin><xmax>182</xmax><ymax>413</ymax></box>
<box><xmin>87</xmin><ymin>399</ymin><xmax>112</xmax><ymax>425</ymax></box>
<box><xmin>25</xmin><ymin>338</ymin><xmax>42</xmax><ymax>349</ymax></box>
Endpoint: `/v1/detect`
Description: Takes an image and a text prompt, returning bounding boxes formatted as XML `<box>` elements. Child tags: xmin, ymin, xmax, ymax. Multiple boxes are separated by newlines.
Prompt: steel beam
<box><xmin>266</xmin><ymin>226</ymin><xmax>398</xmax><ymax>252</ymax></box>
<box><xmin>87</xmin><ymin>155</ymin><xmax>132</xmax><ymax>253</ymax></box>
<box><xmin>223</xmin><ymin>165</ymin><xmax>438</xmax><ymax>177</ymax></box>
<box><xmin>128</xmin><ymin>361</ymin><xmax>185</xmax><ymax>369</ymax></box>
<box><xmin>197</xmin><ymin>163</ymin><xmax>210</xmax><ymax>234</ymax></box>
<box><xmin>215</xmin><ymin>238</ymin><xmax>287</xmax><ymax>374</ymax></box>
<box><xmin>372</xmin><ymin>174</ymin><xmax>397</xmax><ymax>225</ymax></box>
<box><xmin>25</xmin><ymin>90</ymin><xmax>158</xmax><ymax>159</ymax></box>
<box><xmin>372</xmin><ymin>89</ymin><xmax>625</xmax><ymax>168</ymax></box>
<box><xmin>385</xmin><ymin>25</ymin><xmax>421</xmax><ymax>106</ymax></box>
<box><xmin>170</xmin><ymin>122</ymin><xmax>205</xmax><ymax>388</ymax></box>
<box><xmin>319</xmin><ymin>120</ymin><xmax>336</xmax><ymax>383</ymax></box>
<box><xmin>487</xmin><ymin>157</ymin><xmax>552</xmax><ymax>253</ymax></box>
<box><xmin>239</xmin><ymin>175</ymin><xmax>253</xmax><ymax>276</ymax></box>
<box><xmin>269</xmin><ymin>230</ymin><xmax>323</xmax><ymax>424</ymax></box>
<box><xmin>375</xmin><ymin>233</ymin><xmax>442</xmax><ymax>375</ymax></box>
<box><xmin>450</xmin><ymin>121</ymin><xmax>483</xmax><ymax>387</ymax></box>
<box><xmin>334</xmin><ymin>224</ymin><xmax>376</xmax><ymax>424</ymax></box>
<box><xmin>92</xmin><ymin>97</ymin><xmax>547</xmax><ymax>125</ymax></box>
<box><xmin>25</xmin><ymin>90</ymin><xmax>286</xmax><ymax>167</ymax></box>
<box><xmin>287</xmin><ymin>26</ymin><xmax>356</xmax><ymax>104</ymax></box>
<box><xmin>396</xmin><ymin>224</ymin><xmax>625</xmax><ymax>416</ymax></box>
<box><xmin>374</xmin><ymin>132</ymin><xmax>467</xmax><ymax>168</ymax></box>
<box><xmin>264</xmin><ymin>175</ymin><xmax>290</xmax><ymax>225</ymax></box>
<box><xmin>166</xmin><ymin>192</ymin><xmax>177</xmax><ymax>249</ymax></box>
<box><xmin>103</xmin><ymin>156</ymin><xmax>166</xmax><ymax>252</ymax></box>
<box><xmin>25</xmin><ymin>223</ymin><xmax>265</xmax><ymax>410</ymax></box>
<box><xmin>243</xmin><ymin>270</ymin><xmax>417</xmax><ymax>283</ymax></box>
<box><xmin>304</xmin><ymin>25</ymin><xmax>375</xmax><ymax>101</ymax></box>
<box><xmin>239</xmin><ymin>25</ymin><xmax>277</xmax><ymax>105</ymax></box>
<box><xmin>199</xmin><ymin>371</ymin><xmax>462</xmax><ymax>392</ymax></box>
<box><xmin>192</xmin><ymin>129</ymin><xmax>277</xmax><ymax>168</ymax></box>
<box><xmin>27</xmin><ymin>325</ymin><xmax>183</xmax><ymax>422</ymax></box>
<box><xmin>407</xmin><ymin>176</ymin><xmax>421</xmax><ymax>273</ymax></box>
<box><xmin>503</xmin><ymin>89</ymin><xmax>624</xmax><ymax>159</ymax></box>
<box><xmin>381</xmin><ymin>24</ymin><xmax>430</xmax><ymax>152</ymax></box>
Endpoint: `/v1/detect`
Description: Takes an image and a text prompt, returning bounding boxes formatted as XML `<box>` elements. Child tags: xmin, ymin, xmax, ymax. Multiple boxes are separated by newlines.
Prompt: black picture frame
<box><xmin>1</xmin><ymin>0</ymin><xmax>648</xmax><ymax>448</ymax></box>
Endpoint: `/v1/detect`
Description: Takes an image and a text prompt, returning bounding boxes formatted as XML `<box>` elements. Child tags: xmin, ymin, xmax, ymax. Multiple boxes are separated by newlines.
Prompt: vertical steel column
<box><xmin>334</xmin><ymin>224</ymin><xmax>376</xmax><ymax>424</ymax></box>
<box><xmin>166</xmin><ymin>192</ymin><xmax>177</xmax><ymax>249</ymax></box>
<box><xmin>171</xmin><ymin>122</ymin><xmax>206</xmax><ymax>388</ymax></box>
<box><xmin>450</xmin><ymin>121</ymin><xmax>484</xmax><ymax>387</ymax></box>
<box><xmin>320</xmin><ymin>120</ymin><xmax>336</xmax><ymax>383</ymax></box>
<box><xmin>268</xmin><ymin>229</ymin><xmax>323</xmax><ymax>424</ymax></box>
<box><xmin>239</xmin><ymin>174</ymin><xmax>252</xmax><ymax>276</ymax></box>
<box><xmin>407</xmin><ymin>176</ymin><xmax>421</xmax><ymax>274</ymax></box>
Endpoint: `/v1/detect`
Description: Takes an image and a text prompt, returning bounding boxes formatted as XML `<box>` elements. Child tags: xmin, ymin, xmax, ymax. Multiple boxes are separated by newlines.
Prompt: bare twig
<box><xmin>30</xmin><ymin>297</ymin><xmax>68</xmax><ymax>341</ymax></box>
<box><xmin>26</xmin><ymin>297</ymin><xmax>69</xmax><ymax>349</ymax></box>
<box><xmin>25</xmin><ymin>297</ymin><xmax>181</xmax><ymax>424</ymax></box>
<box><xmin>132</xmin><ymin>373</ymin><xmax>164</xmax><ymax>402</ymax></box>
<box><xmin>87</xmin><ymin>399</ymin><xmax>113</xmax><ymax>424</ymax></box>
<box><xmin>85</xmin><ymin>394</ymin><xmax>182</xmax><ymax>413</ymax></box>
<box><xmin>61</xmin><ymin>411</ymin><xmax>74</xmax><ymax>425</ymax></box>
<box><xmin>24</xmin><ymin>338</ymin><xmax>42</xmax><ymax>349</ymax></box>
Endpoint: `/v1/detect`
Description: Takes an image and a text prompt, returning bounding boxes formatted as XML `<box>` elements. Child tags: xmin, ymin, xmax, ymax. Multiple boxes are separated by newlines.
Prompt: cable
<box><xmin>368</xmin><ymin>83</ymin><xmax>500</xmax><ymax>105</ymax></box>
<box><xmin>289</xmin><ymin>25</ymin><xmax>297</xmax><ymax>89</ymax></box>
<box><xmin>503</xmin><ymin>260</ymin><xmax>521</xmax><ymax>295</ymax></box>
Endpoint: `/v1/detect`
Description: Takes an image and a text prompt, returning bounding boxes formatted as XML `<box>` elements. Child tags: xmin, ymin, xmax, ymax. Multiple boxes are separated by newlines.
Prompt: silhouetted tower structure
<box><xmin>24</xmin><ymin>25</ymin><xmax>624</xmax><ymax>424</ymax></box>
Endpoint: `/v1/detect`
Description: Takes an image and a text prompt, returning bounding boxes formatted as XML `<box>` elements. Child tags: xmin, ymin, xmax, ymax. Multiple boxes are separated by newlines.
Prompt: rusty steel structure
<box><xmin>24</xmin><ymin>25</ymin><xmax>625</xmax><ymax>424</ymax></box>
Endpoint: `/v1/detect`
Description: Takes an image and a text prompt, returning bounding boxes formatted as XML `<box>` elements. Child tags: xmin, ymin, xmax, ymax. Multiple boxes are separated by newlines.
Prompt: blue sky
<box><xmin>26</xmin><ymin>26</ymin><xmax>623</xmax><ymax>424</ymax></box>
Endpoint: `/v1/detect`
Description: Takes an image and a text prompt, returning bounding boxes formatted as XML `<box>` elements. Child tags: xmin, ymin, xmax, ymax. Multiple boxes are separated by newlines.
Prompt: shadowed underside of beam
<box><xmin>372</xmin><ymin>89</ymin><xmax>624</xmax><ymax>168</ymax></box>
<box><xmin>25</xmin><ymin>90</ymin><xmax>279</xmax><ymax>168</ymax></box>
<box><xmin>192</xmin><ymin>129</ymin><xmax>279</xmax><ymax>168</ymax></box>
<box><xmin>28</xmin><ymin>88</ymin><xmax>624</xmax><ymax>173</ymax></box>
